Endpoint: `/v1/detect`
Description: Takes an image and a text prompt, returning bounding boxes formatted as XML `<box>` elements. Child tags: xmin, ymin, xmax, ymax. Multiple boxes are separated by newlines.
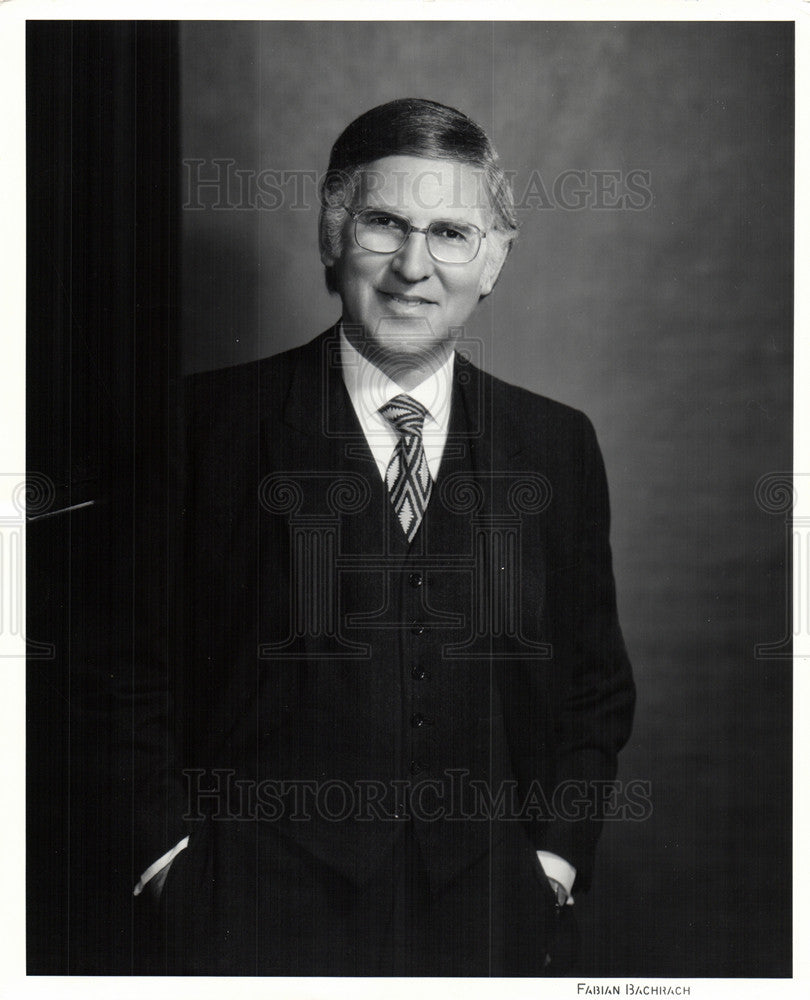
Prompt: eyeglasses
<box><xmin>345</xmin><ymin>207</ymin><xmax>486</xmax><ymax>264</ymax></box>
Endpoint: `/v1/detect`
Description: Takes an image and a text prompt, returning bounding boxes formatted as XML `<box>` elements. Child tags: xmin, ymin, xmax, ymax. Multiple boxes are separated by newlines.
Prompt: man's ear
<box><xmin>318</xmin><ymin>210</ymin><xmax>338</xmax><ymax>267</ymax></box>
<box><xmin>479</xmin><ymin>234</ymin><xmax>511</xmax><ymax>298</ymax></box>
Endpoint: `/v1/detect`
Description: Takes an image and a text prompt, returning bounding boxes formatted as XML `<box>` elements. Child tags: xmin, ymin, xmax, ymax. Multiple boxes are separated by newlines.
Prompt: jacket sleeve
<box><xmin>118</xmin><ymin>373</ymin><xmax>195</xmax><ymax>883</ymax></box>
<box><xmin>537</xmin><ymin>411</ymin><xmax>636</xmax><ymax>891</ymax></box>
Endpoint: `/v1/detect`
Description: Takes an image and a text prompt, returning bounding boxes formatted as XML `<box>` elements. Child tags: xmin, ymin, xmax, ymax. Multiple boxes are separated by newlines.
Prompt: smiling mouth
<box><xmin>379</xmin><ymin>291</ymin><xmax>436</xmax><ymax>306</ymax></box>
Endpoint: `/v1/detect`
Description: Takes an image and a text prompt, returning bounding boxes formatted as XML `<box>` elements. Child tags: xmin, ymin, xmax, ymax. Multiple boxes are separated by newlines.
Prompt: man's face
<box><xmin>323</xmin><ymin>155</ymin><xmax>504</xmax><ymax>371</ymax></box>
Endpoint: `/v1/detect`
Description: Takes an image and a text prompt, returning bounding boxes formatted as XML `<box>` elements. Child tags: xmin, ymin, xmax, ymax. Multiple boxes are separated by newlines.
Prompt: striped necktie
<box><xmin>379</xmin><ymin>394</ymin><xmax>433</xmax><ymax>542</ymax></box>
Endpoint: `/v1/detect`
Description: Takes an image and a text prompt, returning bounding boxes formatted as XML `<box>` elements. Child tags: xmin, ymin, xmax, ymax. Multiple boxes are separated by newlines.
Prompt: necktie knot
<box><xmin>379</xmin><ymin>394</ymin><xmax>429</xmax><ymax>439</ymax></box>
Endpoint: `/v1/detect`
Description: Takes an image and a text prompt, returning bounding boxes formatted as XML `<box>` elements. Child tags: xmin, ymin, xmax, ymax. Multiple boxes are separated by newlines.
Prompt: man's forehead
<box><xmin>356</xmin><ymin>155</ymin><xmax>491</xmax><ymax>217</ymax></box>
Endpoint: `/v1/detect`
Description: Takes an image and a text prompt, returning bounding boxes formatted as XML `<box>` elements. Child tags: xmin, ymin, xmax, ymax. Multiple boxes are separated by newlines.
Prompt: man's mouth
<box><xmin>379</xmin><ymin>291</ymin><xmax>436</xmax><ymax>306</ymax></box>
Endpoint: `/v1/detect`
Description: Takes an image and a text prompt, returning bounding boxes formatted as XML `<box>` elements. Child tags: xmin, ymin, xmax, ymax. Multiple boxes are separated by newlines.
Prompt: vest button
<box><xmin>411</xmin><ymin>623</ymin><xmax>425</xmax><ymax>635</ymax></box>
<box><xmin>408</xmin><ymin>572</ymin><xmax>423</xmax><ymax>588</ymax></box>
<box><xmin>409</xmin><ymin>760</ymin><xmax>426</xmax><ymax>775</ymax></box>
<box><xmin>411</xmin><ymin>713</ymin><xmax>424</xmax><ymax>727</ymax></box>
<box><xmin>411</xmin><ymin>666</ymin><xmax>428</xmax><ymax>680</ymax></box>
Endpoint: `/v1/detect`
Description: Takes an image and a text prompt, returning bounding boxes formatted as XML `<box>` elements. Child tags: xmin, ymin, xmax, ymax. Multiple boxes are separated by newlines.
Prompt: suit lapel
<box><xmin>438</xmin><ymin>354</ymin><xmax>497</xmax><ymax>517</ymax></box>
<box><xmin>278</xmin><ymin>325</ymin><xmax>383</xmax><ymax>474</ymax></box>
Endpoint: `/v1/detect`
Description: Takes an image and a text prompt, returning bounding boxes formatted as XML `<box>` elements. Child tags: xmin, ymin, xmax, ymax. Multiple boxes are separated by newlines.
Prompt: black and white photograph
<box><xmin>7</xmin><ymin>5</ymin><xmax>800</xmax><ymax>994</ymax></box>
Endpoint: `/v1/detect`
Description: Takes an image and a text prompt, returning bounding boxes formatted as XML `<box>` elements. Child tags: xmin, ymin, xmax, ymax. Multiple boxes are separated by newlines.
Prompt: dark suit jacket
<box><xmin>133</xmin><ymin>325</ymin><xmax>635</xmax><ymax>903</ymax></box>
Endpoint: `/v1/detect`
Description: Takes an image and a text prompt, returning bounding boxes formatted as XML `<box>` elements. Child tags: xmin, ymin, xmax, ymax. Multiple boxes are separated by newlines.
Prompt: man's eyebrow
<box><xmin>357</xmin><ymin>203</ymin><xmax>401</xmax><ymax>212</ymax></box>
<box><xmin>358</xmin><ymin>202</ymin><xmax>480</xmax><ymax>226</ymax></box>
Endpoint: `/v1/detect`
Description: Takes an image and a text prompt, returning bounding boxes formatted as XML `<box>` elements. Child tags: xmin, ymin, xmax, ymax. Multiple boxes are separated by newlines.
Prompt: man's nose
<box><xmin>389</xmin><ymin>230</ymin><xmax>434</xmax><ymax>282</ymax></box>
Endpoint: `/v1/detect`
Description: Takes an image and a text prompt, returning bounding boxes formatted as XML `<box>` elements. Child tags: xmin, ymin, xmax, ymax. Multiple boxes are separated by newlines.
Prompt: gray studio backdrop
<box><xmin>178</xmin><ymin>21</ymin><xmax>792</xmax><ymax>976</ymax></box>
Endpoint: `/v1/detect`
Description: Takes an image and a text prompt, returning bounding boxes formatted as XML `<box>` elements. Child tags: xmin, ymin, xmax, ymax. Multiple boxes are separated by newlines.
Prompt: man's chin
<box><xmin>375</xmin><ymin>313</ymin><xmax>434</xmax><ymax>339</ymax></box>
<box><xmin>369</xmin><ymin>343</ymin><xmax>449</xmax><ymax>379</ymax></box>
<box><xmin>343</xmin><ymin>315</ymin><xmax>453</xmax><ymax>381</ymax></box>
<box><xmin>371</xmin><ymin>315</ymin><xmax>448</xmax><ymax>357</ymax></box>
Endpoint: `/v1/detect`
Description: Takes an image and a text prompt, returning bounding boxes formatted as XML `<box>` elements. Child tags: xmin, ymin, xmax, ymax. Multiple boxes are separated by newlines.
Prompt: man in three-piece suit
<box><xmin>132</xmin><ymin>98</ymin><xmax>635</xmax><ymax>977</ymax></box>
